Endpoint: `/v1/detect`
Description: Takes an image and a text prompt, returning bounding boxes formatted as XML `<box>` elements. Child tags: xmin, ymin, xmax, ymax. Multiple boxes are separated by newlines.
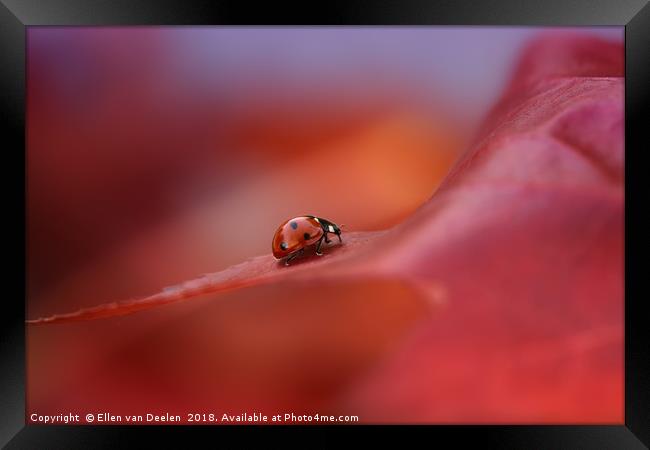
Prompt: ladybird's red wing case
<box><xmin>272</xmin><ymin>216</ymin><xmax>324</xmax><ymax>258</ymax></box>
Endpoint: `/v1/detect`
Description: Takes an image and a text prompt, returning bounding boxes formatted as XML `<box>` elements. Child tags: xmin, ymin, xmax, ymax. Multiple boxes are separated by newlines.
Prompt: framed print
<box><xmin>1</xmin><ymin>0</ymin><xmax>648</xmax><ymax>448</ymax></box>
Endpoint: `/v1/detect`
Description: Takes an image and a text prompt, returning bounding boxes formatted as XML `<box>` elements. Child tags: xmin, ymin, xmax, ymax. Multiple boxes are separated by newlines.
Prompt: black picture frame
<box><xmin>2</xmin><ymin>0</ymin><xmax>648</xmax><ymax>448</ymax></box>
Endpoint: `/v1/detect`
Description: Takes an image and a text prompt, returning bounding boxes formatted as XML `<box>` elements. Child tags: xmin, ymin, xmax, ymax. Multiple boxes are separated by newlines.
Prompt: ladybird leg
<box><xmin>324</xmin><ymin>233</ymin><xmax>332</xmax><ymax>244</ymax></box>
<box><xmin>315</xmin><ymin>236</ymin><xmax>325</xmax><ymax>255</ymax></box>
<box><xmin>337</xmin><ymin>232</ymin><xmax>342</xmax><ymax>243</ymax></box>
<box><xmin>285</xmin><ymin>252</ymin><xmax>296</xmax><ymax>265</ymax></box>
<box><xmin>285</xmin><ymin>249</ymin><xmax>304</xmax><ymax>266</ymax></box>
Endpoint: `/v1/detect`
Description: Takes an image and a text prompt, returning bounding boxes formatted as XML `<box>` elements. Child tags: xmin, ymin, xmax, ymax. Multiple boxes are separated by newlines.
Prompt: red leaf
<box><xmin>335</xmin><ymin>33</ymin><xmax>623</xmax><ymax>423</ymax></box>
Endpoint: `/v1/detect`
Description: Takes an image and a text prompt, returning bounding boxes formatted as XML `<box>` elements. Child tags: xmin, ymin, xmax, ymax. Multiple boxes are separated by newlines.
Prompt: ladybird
<box><xmin>272</xmin><ymin>215</ymin><xmax>343</xmax><ymax>265</ymax></box>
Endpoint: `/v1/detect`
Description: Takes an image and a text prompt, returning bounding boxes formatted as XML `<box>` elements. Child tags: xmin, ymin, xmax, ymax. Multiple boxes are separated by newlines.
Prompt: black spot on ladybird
<box><xmin>280</xmin><ymin>242</ymin><xmax>288</xmax><ymax>250</ymax></box>
<box><xmin>290</xmin><ymin>221</ymin><xmax>298</xmax><ymax>230</ymax></box>
<box><xmin>303</xmin><ymin>233</ymin><xmax>310</xmax><ymax>240</ymax></box>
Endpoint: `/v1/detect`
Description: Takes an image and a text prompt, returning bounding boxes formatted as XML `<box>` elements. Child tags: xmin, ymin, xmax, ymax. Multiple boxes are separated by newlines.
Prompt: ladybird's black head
<box><xmin>332</xmin><ymin>223</ymin><xmax>343</xmax><ymax>243</ymax></box>
<box><xmin>313</xmin><ymin>216</ymin><xmax>342</xmax><ymax>241</ymax></box>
